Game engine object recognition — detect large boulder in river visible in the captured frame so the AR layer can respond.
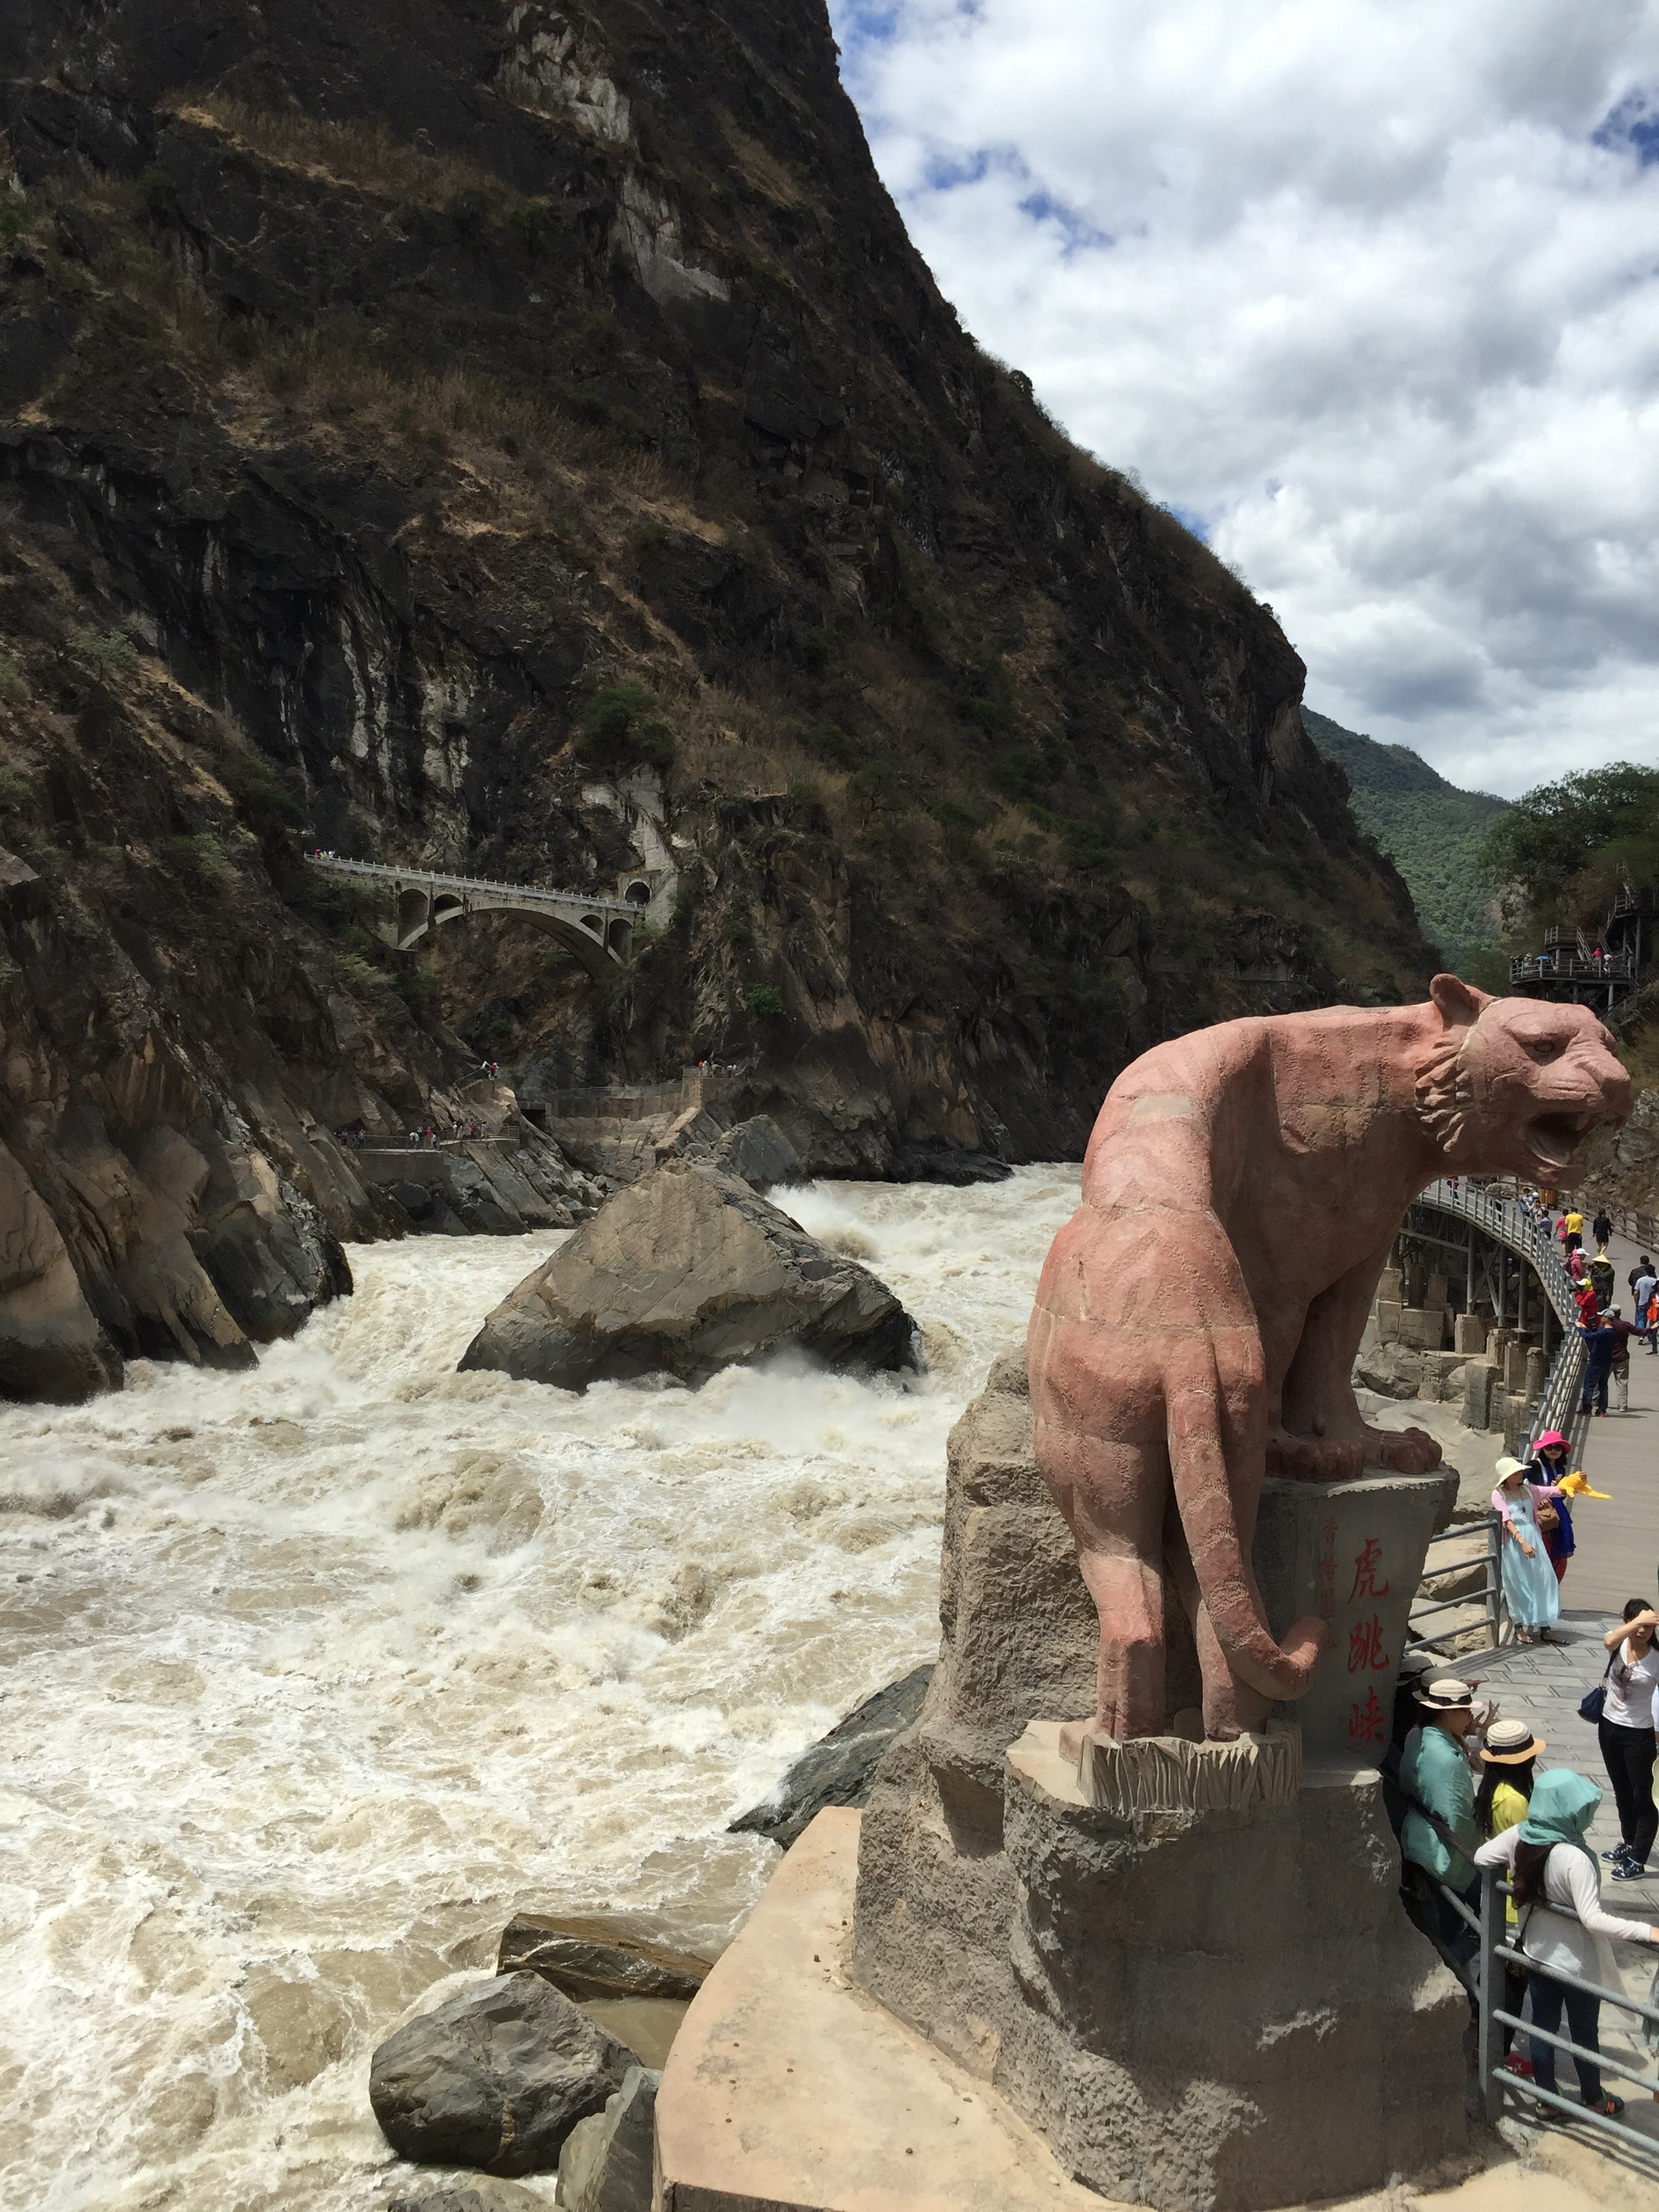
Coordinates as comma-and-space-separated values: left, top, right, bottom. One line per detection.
369, 1971, 634, 2177
457, 1159, 917, 1390
709, 1113, 803, 1191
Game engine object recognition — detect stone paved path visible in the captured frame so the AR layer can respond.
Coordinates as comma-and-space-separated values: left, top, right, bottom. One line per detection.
1466, 1213, 1659, 2144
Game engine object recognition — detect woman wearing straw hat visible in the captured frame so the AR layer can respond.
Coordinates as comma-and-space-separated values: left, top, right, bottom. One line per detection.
1400, 1677, 1484, 1962
1475, 1768, 1659, 2117
1476, 1719, 1545, 2073
1493, 1456, 1565, 1643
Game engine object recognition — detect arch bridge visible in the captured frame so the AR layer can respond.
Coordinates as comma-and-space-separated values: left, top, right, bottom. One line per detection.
305, 855, 646, 979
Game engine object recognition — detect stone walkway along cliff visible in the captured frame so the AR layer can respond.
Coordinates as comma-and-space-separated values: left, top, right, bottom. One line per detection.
1468, 1214, 1659, 2148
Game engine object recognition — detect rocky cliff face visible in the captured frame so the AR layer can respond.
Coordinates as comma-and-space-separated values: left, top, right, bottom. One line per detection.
0, 0, 1433, 1395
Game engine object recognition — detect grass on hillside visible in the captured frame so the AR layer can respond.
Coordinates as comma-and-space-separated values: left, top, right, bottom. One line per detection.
1305, 708, 1507, 967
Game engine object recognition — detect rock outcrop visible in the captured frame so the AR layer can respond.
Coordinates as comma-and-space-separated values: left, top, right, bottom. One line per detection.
729, 1664, 934, 1851
369, 1973, 635, 2179
0, 0, 1438, 1277
0, 1029, 352, 1401
707, 1113, 803, 1193
495, 1916, 708, 2003
457, 1158, 916, 1389
555, 2066, 659, 2212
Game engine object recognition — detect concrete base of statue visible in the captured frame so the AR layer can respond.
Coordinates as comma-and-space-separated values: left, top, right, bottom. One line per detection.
846, 1351, 1472, 2211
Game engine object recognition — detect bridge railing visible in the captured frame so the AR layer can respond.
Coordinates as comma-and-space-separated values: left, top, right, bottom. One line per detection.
1409, 1179, 1586, 1455
305, 853, 638, 916
1415, 1179, 1578, 1328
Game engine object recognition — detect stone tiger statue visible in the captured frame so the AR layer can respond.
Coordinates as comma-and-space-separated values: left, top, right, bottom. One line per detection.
1027, 977, 1629, 1742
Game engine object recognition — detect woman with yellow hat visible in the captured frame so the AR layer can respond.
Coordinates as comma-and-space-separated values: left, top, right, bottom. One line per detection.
1476, 1719, 1544, 2074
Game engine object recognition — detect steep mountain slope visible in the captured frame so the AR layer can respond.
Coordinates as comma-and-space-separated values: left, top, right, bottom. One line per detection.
1305, 708, 1507, 966
0, 0, 1435, 1398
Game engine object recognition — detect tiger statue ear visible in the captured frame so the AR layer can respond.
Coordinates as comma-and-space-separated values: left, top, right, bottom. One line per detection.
1428, 974, 1494, 1031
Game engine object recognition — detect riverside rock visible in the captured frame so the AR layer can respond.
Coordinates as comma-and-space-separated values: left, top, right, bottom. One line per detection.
555, 2066, 659, 2212
495, 1915, 708, 2002
368, 1971, 634, 2178
729, 1664, 934, 1849
708, 1114, 803, 1192
457, 1159, 916, 1391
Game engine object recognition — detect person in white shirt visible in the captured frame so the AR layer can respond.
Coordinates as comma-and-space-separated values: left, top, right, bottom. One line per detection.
1475, 1767, 1659, 2117
1599, 1600, 1659, 1877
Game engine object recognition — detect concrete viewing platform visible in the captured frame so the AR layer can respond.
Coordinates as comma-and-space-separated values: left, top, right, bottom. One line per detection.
654, 1807, 1110, 2211
653, 1809, 1640, 2212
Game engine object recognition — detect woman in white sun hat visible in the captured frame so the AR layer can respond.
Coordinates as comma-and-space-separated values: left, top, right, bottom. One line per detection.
1492, 1456, 1564, 1644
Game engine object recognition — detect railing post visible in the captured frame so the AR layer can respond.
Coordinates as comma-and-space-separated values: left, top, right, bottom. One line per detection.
1478, 1871, 1503, 2123
1487, 1511, 1501, 1645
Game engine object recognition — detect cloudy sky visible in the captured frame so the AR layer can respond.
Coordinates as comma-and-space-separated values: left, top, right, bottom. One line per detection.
830, 1, 1659, 797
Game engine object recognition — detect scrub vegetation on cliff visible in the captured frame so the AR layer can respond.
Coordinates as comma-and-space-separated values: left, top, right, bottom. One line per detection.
1303, 710, 1507, 968
0, 0, 1437, 1394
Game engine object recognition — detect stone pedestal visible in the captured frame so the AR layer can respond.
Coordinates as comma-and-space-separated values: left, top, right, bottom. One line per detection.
981, 1732, 1469, 2210
851, 1351, 1469, 2211
1254, 1468, 1453, 1766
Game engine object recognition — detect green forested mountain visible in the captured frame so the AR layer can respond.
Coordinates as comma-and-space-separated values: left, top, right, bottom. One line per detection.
1305, 710, 1508, 965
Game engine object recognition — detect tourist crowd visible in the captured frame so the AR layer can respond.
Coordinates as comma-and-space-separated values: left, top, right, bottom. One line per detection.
1386, 1185, 1659, 2115
1390, 1653, 1659, 2117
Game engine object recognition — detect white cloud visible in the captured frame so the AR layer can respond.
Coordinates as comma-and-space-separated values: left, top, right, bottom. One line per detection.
830, 0, 1659, 795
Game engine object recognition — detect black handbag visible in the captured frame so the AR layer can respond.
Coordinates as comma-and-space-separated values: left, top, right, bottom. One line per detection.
1579, 1650, 1614, 1724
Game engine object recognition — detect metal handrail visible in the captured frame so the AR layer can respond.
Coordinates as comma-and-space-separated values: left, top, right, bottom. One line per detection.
1406, 1512, 1502, 1654
1410, 1181, 1588, 1453
1417, 1180, 1579, 1330
1477, 1870, 1659, 2163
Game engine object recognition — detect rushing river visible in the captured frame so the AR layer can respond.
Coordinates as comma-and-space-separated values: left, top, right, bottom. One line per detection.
0, 1166, 1080, 2212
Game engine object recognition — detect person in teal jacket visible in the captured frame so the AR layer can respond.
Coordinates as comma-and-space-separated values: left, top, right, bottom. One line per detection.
1399, 1676, 1483, 1961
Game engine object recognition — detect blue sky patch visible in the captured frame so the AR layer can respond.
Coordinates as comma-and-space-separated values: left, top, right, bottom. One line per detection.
1018, 189, 1113, 254
1162, 502, 1211, 543
924, 146, 997, 192
1593, 90, 1659, 167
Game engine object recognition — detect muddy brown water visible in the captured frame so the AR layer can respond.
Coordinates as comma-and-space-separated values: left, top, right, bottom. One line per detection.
1, 1167, 1080, 2211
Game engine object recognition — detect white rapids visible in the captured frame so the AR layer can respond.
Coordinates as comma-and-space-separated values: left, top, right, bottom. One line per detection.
0, 1166, 1080, 2212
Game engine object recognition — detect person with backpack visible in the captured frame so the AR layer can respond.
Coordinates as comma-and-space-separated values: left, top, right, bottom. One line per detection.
1475, 1769, 1659, 2117
1603, 1305, 1640, 1414
1599, 1601, 1659, 1880
1593, 1207, 1614, 1248
1476, 1719, 1546, 2072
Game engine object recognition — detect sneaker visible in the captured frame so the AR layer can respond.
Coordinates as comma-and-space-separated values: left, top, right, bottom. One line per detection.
1602, 1846, 1633, 1864
1504, 2053, 1535, 2077
1582, 2093, 1626, 2116
1612, 1859, 1649, 1880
